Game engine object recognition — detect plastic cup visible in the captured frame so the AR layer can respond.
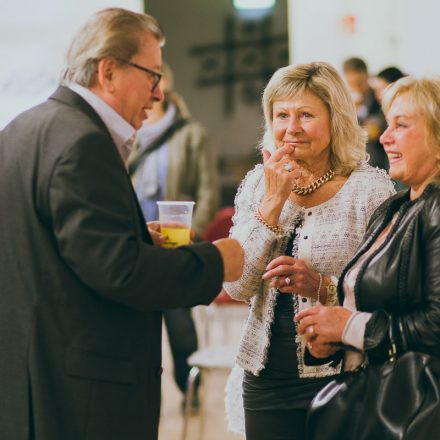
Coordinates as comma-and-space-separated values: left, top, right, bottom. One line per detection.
157, 201, 195, 248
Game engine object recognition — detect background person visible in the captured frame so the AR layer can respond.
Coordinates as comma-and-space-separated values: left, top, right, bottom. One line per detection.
128, 62, 219, 409
372, 65, 408, 191
373, 65, 406, 104
343, 56, 388, 171
129, 62, 219, 238
0, 8, 243, 440
223, 62, 394, 440
296, 77, 440, 439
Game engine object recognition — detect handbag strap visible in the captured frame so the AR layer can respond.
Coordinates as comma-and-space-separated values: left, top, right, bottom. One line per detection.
128, 117, 188, 177
396, 315, 409, 352
388, 314, 398, 362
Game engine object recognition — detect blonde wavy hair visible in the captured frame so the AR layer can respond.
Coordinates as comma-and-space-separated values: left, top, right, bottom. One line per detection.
261, 61, 366, 176
61, 8, 164, 87
381, 75, 440, 186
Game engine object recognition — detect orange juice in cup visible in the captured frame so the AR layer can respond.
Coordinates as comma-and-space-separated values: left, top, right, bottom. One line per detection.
157, 201, 195, 248
160, 226, 191, 248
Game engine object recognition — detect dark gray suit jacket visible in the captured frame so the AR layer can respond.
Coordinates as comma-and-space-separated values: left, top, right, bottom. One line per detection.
0, 87, 223, 440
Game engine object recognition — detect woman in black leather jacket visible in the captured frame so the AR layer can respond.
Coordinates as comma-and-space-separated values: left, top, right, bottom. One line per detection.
296, 75, 440, 369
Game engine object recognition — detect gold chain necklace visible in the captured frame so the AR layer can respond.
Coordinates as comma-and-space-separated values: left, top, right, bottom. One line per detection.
292, 169, 335, 195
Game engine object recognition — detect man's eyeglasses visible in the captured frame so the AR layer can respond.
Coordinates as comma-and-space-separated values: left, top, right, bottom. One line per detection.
117, 58, 162, 91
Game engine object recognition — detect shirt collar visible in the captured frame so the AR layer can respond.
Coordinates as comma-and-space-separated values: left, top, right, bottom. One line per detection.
68, 83, 136, 164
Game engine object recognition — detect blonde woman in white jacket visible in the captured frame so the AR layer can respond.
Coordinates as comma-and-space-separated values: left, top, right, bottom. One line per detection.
224, 62, 395, 440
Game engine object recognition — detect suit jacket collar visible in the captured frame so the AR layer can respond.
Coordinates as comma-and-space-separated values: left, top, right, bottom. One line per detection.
49, 86, 111, 136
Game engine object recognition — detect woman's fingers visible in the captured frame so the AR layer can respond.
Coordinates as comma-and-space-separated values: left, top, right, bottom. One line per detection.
265, 256, 296, 271
267, 145, 295, 164
263, 263, 295, 281
264, 258, 321, 298
297, 315, 318, 335
262, 149, 271, 163
308, 341, 338, 358
295, 304, 322, 321
271, 275, 295, 290
296, 306, 352, 343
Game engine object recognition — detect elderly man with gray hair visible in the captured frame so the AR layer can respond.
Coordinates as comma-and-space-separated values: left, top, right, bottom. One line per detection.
0, 8, 243, 440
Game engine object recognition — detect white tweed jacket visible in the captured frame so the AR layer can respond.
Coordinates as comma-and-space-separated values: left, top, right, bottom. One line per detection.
224, 161, 395, 375
223, 162, 394, 435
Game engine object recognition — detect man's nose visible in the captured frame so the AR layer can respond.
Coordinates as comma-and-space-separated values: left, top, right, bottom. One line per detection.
152, 83, 164, 102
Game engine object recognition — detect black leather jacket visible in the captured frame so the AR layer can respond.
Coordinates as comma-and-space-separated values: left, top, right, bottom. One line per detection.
338, 183, 440, 362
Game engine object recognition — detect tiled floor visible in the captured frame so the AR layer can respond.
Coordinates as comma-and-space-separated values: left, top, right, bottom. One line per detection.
158, 304, 247, 440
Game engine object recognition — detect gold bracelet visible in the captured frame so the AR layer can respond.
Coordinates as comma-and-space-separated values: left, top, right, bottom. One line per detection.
316, 272, 323, 303
254, 210, 283, 235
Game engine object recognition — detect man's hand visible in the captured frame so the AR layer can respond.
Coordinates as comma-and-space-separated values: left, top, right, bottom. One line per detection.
213, 238, 244, 281
146, 221, 196, 247
146, 221, 165, 247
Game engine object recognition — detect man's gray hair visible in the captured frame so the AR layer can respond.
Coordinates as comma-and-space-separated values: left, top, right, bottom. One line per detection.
60, 8, 165, 87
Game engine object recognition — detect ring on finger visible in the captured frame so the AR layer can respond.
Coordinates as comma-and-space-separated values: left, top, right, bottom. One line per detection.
306, 325, 315, 335
285, 277, 291, 286
283, 163, 293, 172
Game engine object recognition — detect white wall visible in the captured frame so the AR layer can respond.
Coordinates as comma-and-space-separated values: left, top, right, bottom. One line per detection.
288, 0, 440, 76
0, 0, 142, 129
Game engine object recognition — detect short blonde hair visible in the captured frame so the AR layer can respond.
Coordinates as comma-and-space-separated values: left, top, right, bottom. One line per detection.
61, 8, 164, 87
261, 62, 366, 176
382, 76, 440, 185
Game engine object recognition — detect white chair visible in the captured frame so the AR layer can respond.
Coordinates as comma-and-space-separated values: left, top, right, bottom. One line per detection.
180, 300, 247, 440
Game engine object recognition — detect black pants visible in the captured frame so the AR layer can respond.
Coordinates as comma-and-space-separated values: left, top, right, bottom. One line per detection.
244, 407, 307, 440
163, 308, 198, 393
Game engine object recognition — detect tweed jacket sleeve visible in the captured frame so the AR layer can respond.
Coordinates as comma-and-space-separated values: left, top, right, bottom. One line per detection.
223, 165, 287, 301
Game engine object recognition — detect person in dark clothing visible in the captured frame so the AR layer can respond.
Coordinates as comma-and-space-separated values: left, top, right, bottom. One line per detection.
0, 8, 243, 440
373, 65, 408, 190
343, 57, 389, 171
374, 65, 406, 104
297, 75, 440, 439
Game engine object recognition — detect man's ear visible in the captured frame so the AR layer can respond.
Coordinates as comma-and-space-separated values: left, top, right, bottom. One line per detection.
95, 58, 117, 93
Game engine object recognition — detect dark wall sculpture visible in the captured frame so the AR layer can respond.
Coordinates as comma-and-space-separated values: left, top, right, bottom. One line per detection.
190, 15, 288, 114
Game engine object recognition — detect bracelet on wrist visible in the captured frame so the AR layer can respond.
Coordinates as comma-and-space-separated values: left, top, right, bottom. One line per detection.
254, 210, 283, 235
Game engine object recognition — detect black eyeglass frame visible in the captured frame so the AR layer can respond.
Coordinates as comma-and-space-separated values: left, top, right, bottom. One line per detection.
117, 58, 162, 91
